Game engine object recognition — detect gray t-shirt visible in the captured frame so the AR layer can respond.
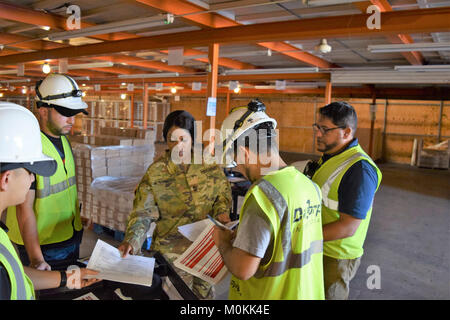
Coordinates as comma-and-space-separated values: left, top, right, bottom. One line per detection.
232, 194, 273, 263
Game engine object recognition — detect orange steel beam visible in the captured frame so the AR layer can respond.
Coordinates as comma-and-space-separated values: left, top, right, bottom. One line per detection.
0, 32, 199, 74
4, 86, 450, 100
1, 7, 447, 66
325, 82, 332, 105
135, 0, 238, 29
130, 93, 135, 128
0, 2, 136, 41
207, 43, 219, 142
135, 0, 336, 68
92, 55, 197, 74
258, 42, 338, 68
143, 83, 148, 129
354, 1, 424, 65
0, 2, 258, 71
163, 48, 258, 70
0, 32, 65, 51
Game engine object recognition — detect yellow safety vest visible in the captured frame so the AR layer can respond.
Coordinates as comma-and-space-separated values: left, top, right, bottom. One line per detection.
0, 227, 35, 300
6, 133, 82, 245
312, 144, 382, 259
229, 166, 325, 300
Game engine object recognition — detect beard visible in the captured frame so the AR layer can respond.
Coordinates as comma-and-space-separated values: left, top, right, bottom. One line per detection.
47, 113, 70, 136
316, 139, 339, 154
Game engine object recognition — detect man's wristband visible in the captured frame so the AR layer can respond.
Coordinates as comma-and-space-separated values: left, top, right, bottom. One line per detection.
59, 271, 67, 288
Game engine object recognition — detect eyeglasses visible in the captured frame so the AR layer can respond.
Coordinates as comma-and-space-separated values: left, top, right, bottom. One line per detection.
312, 123, 346, 135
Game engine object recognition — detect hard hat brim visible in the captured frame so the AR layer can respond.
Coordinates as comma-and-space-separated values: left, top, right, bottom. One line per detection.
52, 104, 89, 117
0, 157, 57, 177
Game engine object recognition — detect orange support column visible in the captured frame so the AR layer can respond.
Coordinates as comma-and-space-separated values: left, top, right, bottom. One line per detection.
226, 91, 230, 115
143, 83, 148, 129
325, 81, 332, 105
206, 43, 219, 145
368, 90, 377, 157
130, 92, 134, 128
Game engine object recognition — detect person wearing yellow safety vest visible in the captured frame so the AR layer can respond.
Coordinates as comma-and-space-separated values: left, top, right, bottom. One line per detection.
213, 99, 325, 300
305, 101, 382, 300
0, 103, 99, 300
6, 74, 88, 271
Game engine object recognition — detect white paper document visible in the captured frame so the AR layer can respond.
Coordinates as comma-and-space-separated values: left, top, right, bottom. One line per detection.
87, 239, 155, 287
174, 220, 229, 285
178, 218, 239, 241
178, 219, 211, 242
74, 292, 99, 300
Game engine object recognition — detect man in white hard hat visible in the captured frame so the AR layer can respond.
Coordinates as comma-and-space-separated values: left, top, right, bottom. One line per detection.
213, 99, 325, 300
0, 102, 99, 300
6, 74, 88, 271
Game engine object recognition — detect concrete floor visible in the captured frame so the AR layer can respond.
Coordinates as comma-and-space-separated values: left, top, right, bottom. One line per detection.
80, 160, 450, 300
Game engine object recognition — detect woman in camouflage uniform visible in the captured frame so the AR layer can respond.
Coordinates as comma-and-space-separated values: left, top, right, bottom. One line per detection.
118, 110, 232, 299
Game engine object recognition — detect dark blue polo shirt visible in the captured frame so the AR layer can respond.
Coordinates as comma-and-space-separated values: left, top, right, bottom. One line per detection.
320, 138, 379, 220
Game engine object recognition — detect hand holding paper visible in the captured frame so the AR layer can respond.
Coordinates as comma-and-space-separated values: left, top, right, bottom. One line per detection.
87, 239, 155, 287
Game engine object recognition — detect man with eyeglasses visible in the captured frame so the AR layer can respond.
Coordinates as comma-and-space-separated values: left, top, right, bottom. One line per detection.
5, 74, 88, 271
308, 101, 382, 300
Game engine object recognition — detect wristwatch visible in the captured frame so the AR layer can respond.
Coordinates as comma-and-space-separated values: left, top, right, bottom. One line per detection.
59, 271, 67, 288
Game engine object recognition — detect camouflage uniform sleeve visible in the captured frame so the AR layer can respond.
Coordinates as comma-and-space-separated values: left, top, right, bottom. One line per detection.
124, 172, 160, 254
211, 166, 232, 218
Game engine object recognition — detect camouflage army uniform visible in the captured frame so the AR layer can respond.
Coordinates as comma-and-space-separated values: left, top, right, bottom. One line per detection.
124, 150, 232, 299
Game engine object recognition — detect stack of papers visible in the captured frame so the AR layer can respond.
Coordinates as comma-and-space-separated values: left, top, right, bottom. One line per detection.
175, 220, 232, 285
87, 239, 155, 287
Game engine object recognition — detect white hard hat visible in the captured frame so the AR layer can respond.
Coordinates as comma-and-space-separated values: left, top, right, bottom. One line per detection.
0, 102, 56, 176
35, 73, 88, 116
220, 99, 277, 167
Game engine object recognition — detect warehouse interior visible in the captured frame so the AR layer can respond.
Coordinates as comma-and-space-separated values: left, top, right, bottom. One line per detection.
0, 0, 449, 300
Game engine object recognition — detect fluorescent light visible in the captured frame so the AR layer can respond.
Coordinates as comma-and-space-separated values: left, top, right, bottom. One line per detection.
0, 79, 31, 84
255, 83, 319, 89
118, 72, 180, 79
72, 76, 91, 81
332, 71, 450, 84
67, 62, 114, 69
368, 42, 450, 53
394, 65, 450, 72
0, 69, 17, 75
48, 16, 165, 41
222, 67, 319, 75
304, 0, 362, 6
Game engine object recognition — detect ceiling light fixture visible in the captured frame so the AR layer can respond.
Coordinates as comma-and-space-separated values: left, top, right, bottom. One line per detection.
118, 72, 180, 79
303, 0, 361, 6
315, 39, 332, 54
394, 65, 450, 72
368, 42, 450, 53
222, 67, 319, 76
331, 70, 450, 84
170, 87, 177, 94
42, 63, 51, 74
0, 79, 31, 84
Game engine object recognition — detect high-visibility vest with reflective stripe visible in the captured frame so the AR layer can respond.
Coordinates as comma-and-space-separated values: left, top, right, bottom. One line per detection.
6, 133, 82, 245
0, 228, 35, 300
229, 166, 325, 300
312, 144, 382, 259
